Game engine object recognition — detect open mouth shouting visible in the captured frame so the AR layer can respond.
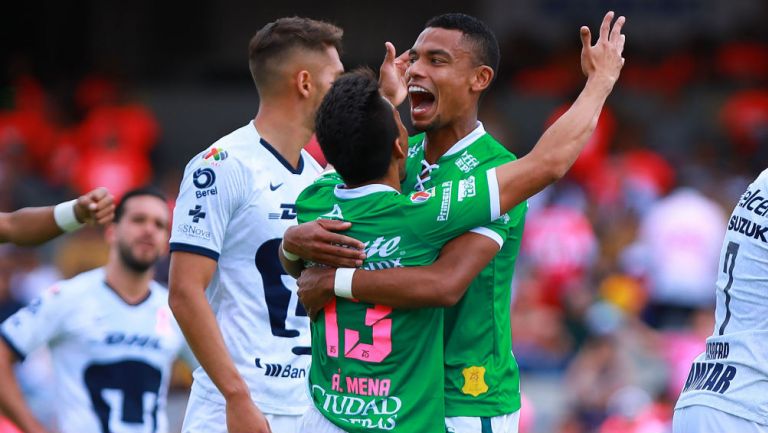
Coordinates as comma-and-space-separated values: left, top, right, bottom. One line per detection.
408, 84, 436, 121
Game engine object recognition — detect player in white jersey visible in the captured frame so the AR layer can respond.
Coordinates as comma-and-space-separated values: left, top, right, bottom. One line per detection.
0, 187, 195, 433
167, 17, 359, 433
0, 187, 114, 246
673, 168, 768, 433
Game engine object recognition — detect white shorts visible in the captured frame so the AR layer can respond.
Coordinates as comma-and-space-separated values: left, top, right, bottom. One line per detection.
182, 383, 304, 433
673, 405, 768, 433
298, 405, 346, 433
445, 411, 520, 433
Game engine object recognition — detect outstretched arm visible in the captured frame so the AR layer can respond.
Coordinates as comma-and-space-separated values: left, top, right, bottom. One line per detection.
0, 187, 114, 246
298, 231, 500, 318
496, 12, 626, 212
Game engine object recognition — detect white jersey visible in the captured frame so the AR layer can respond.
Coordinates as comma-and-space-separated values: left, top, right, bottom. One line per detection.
169, 121, 322, 414
675, 169, 768, 425
0, 268, 191, 433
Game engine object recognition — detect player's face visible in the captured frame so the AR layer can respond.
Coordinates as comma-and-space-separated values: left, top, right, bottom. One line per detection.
111, 195, 170, 273
406, 28, 479, 132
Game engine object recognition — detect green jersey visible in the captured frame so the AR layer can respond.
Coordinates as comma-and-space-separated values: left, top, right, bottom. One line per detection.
296, 169, 504, 433
403, 125, 527, 417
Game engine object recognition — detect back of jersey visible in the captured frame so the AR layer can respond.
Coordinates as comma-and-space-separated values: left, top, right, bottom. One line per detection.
676, 168, 768, 424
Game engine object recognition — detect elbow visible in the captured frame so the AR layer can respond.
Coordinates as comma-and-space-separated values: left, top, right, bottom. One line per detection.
167, 285, 189, 316
433, 279, 465, 307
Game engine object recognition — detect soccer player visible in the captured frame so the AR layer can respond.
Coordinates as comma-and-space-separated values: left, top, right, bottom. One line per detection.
0, 187, 114, 246
287, 33, 623, 430
0, 187, 195, 433
673, 168, 768, 433
166, 17, 356, 433
284, 11, 625, 433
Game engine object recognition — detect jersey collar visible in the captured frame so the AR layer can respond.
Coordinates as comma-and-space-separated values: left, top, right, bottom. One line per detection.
250, 124, 305, 174
334, 183, 398, 200
423, 121, 486, 161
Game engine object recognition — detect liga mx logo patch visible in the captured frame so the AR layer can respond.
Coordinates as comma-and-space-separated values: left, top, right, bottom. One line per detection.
201, 147, 229, 166
461, 366, 489, 397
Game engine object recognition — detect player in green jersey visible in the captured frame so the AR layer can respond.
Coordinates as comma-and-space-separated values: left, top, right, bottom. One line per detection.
284, 11, 626, 433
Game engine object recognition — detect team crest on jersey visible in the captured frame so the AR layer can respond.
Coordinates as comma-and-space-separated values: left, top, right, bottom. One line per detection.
321, 204, 344, 220
461, 366, 489, 397
410, 188, 434, 203
455, 150, 479, 173
201, 147, 229, 166
408, 141, 423, 158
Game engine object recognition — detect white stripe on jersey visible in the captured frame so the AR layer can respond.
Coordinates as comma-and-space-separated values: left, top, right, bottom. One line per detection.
676, 169, 768, 425
0, 268, 188, 433
169, 122, 323, 415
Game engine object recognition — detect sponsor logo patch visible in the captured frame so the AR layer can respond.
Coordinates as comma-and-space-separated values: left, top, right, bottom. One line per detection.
461, 366, 489, 397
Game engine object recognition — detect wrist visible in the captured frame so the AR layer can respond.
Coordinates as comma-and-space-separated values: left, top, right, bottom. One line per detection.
54, 200, 85, 232
333, 268, 356, 299
222, 382, 251, 401
281, 242, 300, 262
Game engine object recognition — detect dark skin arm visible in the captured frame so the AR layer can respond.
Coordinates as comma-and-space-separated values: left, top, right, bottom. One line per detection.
298, 232, 499, 319
281, 220, 365, 274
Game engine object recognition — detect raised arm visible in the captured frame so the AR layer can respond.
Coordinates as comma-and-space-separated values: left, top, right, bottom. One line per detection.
0, 187, 114, 246
168, 252, 270, 433
496, 12, 625, 213
298, 231, 500, 318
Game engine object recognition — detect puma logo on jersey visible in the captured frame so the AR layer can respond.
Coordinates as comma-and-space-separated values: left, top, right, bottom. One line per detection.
254, 358, 307, 378
105, 332, 161, 349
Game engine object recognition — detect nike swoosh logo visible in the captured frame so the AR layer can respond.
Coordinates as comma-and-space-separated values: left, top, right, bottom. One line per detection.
270, 182, 284, 191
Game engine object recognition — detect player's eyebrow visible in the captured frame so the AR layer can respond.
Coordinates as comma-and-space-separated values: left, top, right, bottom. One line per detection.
409, 48, 453, 59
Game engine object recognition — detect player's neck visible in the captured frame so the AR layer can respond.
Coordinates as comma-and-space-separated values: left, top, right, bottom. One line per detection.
346, 165, 402, 192
253, 104, 313, 169
105, 259, 153, 304
423, 115, 479, 164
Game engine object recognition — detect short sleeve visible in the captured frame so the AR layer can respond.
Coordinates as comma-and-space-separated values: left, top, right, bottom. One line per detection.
470, 198, 528, 249
169, 151, 249, 260
406, 168, 501, 246
0, 284, 70, 360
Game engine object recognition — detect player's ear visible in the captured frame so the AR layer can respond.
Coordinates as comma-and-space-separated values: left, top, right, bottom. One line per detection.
392, 137, 406, 160
470, 65, 494, 93
296, 70, 312, 98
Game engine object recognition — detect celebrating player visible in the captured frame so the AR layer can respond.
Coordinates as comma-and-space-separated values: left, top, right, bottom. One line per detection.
0, 187, 114, 246
673, 168, 768, 433
166, 17, 354, 433
285, 11, 625, 432
0, 187, 195, 433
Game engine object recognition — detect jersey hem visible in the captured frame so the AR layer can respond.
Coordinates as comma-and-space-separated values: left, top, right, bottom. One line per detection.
676, 397, 768, 426
0, 329, 27, 361
170, 242, 220, 261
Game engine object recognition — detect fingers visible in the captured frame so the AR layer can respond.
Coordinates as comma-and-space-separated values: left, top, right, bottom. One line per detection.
315, 254, 363, 268
580, 26, 592, 49
383, 41, 396, 65
610, 15, 626, 42
94, 204, 115, 225
317, 219, 365, 250
599, 11, 614, 41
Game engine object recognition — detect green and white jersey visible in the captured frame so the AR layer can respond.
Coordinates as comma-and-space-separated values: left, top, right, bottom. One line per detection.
403, 123, 527, 417
296, 168, 503, 433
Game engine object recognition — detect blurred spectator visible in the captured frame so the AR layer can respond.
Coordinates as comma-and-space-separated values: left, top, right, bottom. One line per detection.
626, 187, 726, 328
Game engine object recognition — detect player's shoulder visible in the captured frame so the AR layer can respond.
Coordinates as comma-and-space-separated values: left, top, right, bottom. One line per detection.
44, 267, 107, 304
297, 171, 342, 203
754, 168, 768, 187
471, 132, 517, 163
184, 123, 255, 171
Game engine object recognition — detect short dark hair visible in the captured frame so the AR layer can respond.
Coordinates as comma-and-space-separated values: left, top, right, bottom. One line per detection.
315, 68, 397, 186
114, 186, 167, 223
425, 13, 500, 77
248, 17, 343, 92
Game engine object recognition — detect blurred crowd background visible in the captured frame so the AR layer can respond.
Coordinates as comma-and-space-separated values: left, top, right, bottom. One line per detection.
1, 1, 767, 432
